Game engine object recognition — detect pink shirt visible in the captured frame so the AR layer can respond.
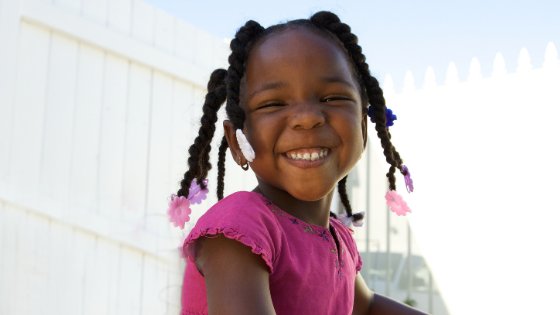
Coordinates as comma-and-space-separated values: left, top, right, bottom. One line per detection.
181, 191, 362, 315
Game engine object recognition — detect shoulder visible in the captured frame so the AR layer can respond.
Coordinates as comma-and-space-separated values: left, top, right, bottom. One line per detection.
196, 191, 277, 228
183, 191, 281, 272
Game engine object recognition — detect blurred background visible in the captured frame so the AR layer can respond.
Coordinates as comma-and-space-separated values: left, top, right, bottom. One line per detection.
0, 0, 559, 314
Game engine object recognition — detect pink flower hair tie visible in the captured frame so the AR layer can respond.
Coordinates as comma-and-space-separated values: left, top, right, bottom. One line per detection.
385, 190, 411, 216
168, 179, 209, 229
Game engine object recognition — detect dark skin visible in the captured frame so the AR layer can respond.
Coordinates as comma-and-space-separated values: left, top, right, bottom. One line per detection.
197, 28, 428, 315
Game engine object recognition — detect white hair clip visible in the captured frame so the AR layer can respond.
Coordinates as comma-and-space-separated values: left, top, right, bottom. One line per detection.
235, 129, 255, 162
336, 211, 365, 228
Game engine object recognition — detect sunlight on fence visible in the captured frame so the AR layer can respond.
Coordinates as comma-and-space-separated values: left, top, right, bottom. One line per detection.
379, 42, 560, 315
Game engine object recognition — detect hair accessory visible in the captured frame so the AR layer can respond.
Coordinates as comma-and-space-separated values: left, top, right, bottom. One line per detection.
236, 129, 255, 162
385, 190, 411, 216
367, 106, 397, 127
168, 179, 209, 229
401, 165, 414, 193
188, 179, 209, 204
336, 211, 365, 228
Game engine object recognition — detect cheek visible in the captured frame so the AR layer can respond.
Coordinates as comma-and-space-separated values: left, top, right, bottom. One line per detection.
245, 115, 279, 153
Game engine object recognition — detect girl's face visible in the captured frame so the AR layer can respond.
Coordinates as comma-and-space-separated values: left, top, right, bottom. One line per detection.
233, 27, 366, 202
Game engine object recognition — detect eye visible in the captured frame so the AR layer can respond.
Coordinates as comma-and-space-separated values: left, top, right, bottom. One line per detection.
257, 101, 285, 110
321, 95, 353, 103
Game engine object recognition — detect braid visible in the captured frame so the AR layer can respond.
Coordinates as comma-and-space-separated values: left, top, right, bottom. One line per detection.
338, 176, 365, 222
310, 11, 404, 193
176, 21, 264, 199
216, 136, 228, 200
175, 12, 407, 214
225, 21, 265, 128
177, 68, 227, 197
337, 176, 352, 216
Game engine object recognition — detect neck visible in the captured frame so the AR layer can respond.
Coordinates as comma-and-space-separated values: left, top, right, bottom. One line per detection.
253, 183, 334, 228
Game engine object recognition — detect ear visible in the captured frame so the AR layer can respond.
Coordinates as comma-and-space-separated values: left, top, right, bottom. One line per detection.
223, 120, 245, 166
361, 112, 368, 149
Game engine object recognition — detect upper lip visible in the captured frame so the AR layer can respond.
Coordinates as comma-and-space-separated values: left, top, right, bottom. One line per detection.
276, 131, 340, 154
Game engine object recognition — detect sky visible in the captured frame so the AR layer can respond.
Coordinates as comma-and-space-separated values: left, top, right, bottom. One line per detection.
146, 0, 560, 88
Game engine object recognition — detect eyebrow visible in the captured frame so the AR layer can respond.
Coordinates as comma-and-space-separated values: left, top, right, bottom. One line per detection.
248, 81, 287, 100
320, 75, 356, 88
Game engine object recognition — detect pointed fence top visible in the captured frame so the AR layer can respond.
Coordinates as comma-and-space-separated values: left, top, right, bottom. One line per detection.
468, 57, 482, 81
423, 66, 437, 89
543, 42, 559, 68
492, 52, 507, 76
403, 71, 416, 93
445, 62, 460, 85
516, 47, 532, 73
382, 74, 395, 96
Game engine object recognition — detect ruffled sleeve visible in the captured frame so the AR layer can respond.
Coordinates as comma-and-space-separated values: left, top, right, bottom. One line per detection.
183, 191, 281, 273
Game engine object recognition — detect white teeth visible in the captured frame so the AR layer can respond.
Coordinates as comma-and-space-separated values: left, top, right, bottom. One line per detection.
287, 149, 328, 161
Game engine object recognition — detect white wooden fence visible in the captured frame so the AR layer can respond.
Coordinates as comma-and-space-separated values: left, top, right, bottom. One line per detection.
2, 0, 559, 313
350, 43, 560, 315
0, 0, 244, 314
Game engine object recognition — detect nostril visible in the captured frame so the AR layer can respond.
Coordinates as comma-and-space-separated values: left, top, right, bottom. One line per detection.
290, 105, 326, 130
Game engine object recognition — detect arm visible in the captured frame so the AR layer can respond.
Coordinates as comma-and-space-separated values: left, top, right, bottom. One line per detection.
353, 273, 428, 315
196, 235, 276, 315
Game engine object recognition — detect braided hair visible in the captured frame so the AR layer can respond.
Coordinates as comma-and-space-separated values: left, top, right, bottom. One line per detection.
176, 11, 406, 222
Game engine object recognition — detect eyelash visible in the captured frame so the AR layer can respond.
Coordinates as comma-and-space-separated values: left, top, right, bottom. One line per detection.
258, 102, 284, 109
256, 96, 352, 109
322, 96, 351, 103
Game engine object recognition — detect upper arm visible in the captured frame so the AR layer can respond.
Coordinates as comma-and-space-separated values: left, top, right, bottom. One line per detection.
196, 235, 276, 315
353, 273, 428, 315
353, 272, 374, 315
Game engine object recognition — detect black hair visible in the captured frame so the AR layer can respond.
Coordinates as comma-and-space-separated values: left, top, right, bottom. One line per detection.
176, 11, 406, 222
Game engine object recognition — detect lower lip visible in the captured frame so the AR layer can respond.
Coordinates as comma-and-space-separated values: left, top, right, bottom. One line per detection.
282, 153, 329, 169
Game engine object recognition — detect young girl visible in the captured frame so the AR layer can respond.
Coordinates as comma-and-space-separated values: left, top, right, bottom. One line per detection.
168, 11, 424, 315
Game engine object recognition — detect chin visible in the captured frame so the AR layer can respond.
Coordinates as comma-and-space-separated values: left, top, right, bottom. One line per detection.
287, 186, 333, 202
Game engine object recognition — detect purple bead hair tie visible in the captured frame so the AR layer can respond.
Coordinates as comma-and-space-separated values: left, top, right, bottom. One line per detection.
401, 165, 414, 193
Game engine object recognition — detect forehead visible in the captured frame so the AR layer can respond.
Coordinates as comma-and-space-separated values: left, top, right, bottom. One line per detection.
244, 27, 357, 87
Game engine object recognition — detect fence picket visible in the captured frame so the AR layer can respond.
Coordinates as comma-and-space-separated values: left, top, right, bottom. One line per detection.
69, 43, 104, 215
543, 41, 559, 68
39, 32, 78, 216
122, 63, 152, 222
467, 57, 482, 81
492, 52, 507, 76
155, 8, 175, 53
82, 0, 108, 25
0, 0, 20, 184
107, 0, 132, 35
116, 248, 144, 314
98, 54, 128, 220
146, 73, 175, 236
444, 62, 460, 85
132, 0, 155, 45
516, 47, 532, 73
423, 66, 437, 89
10, 23, 50, 202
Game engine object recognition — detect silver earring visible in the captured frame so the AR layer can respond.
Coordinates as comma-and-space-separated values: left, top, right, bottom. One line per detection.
236, 155, 249, 171
235, 129, 255, 162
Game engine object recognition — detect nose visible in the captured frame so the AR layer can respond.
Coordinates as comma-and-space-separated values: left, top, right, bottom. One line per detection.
289, 102, 326, 130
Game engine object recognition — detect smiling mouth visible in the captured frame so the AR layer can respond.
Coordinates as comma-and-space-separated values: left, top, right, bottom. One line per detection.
284, 148, 329, 161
